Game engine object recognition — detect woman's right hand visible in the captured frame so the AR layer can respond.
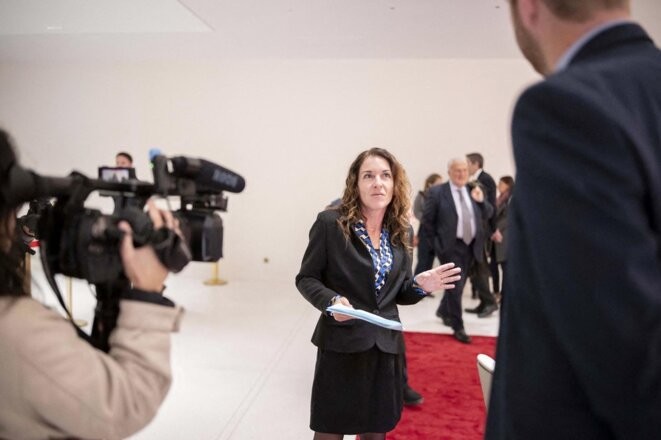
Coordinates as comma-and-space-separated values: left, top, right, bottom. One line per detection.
331, 296, 355, 322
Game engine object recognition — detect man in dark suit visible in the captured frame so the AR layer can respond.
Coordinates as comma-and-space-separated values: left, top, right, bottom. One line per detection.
487, 0, 661, 438
465, 152, 499, 318
421, 158, 493, 343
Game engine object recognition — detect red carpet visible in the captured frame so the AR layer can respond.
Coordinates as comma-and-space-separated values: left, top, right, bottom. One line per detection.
389, 332, 497, 440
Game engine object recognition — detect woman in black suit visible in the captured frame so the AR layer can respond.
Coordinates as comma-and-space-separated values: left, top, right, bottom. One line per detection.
296, 148, 461, 440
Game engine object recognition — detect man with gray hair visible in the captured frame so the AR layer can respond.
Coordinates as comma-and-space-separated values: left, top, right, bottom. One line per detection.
488, 0, 661, 437
421, 158, 493, 343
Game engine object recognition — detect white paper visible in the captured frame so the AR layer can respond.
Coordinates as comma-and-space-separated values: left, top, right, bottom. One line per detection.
326, 304, 403, 331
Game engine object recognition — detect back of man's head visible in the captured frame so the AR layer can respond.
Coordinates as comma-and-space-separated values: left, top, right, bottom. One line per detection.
466, 153, 484, 169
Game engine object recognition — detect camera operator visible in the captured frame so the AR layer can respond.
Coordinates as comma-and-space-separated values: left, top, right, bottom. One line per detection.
115, 151, 133, 168
0, 129, 184, 439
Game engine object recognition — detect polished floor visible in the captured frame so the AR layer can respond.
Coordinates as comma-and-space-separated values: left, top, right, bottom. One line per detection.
29, 255, 499, 440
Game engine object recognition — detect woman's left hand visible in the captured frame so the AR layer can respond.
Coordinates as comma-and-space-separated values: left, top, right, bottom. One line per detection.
414, 263, 462, 293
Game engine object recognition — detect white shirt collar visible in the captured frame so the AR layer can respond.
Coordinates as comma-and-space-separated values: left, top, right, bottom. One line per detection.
449, 182, 465, 193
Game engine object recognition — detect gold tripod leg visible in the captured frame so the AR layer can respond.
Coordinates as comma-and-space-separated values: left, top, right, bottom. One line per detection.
204, 261, 228, 286
66, 277, 88, 328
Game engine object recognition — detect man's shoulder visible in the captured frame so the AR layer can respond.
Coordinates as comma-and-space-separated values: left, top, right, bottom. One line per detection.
478, 171, 496, 185
526, 30, 661, 104
516, 48, 661, 122
429, 182, 449, 196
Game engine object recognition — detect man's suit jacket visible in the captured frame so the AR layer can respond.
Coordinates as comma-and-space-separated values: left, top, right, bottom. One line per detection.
476, 170, 497, 232
296, 209, 424, 354
486, 23, 661, 439
421, 182, 493, 263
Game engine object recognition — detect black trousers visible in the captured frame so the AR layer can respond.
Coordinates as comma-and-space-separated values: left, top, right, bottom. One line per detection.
489, 246, 501, 293
437, 239, 473, 331
499, 261, 508, 300
470, 254, 497, 307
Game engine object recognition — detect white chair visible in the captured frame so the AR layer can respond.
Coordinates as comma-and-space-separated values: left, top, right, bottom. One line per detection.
476, 353, 496, 408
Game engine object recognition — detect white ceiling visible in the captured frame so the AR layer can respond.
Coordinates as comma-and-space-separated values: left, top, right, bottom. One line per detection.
0, 0, 660, 62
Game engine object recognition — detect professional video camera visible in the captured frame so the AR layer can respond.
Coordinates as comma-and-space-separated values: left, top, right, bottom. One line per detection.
7, 153, 245, 350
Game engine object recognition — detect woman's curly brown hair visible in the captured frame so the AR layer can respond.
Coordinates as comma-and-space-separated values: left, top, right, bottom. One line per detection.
336, 148, 412, 250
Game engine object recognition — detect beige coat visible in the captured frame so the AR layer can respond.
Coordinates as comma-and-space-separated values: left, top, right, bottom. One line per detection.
0, 296, 183, 440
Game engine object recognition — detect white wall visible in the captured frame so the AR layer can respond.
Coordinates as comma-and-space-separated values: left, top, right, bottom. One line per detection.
0, 59, 538, 282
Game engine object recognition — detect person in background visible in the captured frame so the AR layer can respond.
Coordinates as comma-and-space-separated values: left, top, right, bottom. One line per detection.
413, 173, 443, 277
487, 0, 661, 437
111, 150, 145, 212
0, 129, 184, 439
115, 151, 133, 168
297, 148, 461, 440
464, 152, 499, 318
490, 176, 514, 303
413, 173, 443, 222
421, 157, 493, 344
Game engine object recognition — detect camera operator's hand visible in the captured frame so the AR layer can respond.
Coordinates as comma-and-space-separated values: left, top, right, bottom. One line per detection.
118, 201, 174, 292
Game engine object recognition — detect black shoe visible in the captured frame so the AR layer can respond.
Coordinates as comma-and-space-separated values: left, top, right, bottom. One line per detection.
453, 329, 472, 344
403, 384, 424, 406
435, 310, 452, 327
464, 304, 485, 314
477, 303, 499, 318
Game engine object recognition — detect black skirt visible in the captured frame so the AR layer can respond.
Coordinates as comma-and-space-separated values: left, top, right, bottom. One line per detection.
310, 346, 404, 434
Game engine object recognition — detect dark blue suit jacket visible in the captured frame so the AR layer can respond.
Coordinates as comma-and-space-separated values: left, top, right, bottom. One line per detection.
477, 170, 497, 232
296, 209, 424, 354
487, 23, 661, 439
421, 182, 493, 263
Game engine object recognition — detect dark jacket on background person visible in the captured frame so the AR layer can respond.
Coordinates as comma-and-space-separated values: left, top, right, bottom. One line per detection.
421, 182, 493, 264
475, 170, 497, 233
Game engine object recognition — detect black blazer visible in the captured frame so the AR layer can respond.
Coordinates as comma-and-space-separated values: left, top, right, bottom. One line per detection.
421, 182, 493, 263
487, 23, 661, 439
295, 209, 424, 354
477, 170, 497, 232
477, 170, 497, 210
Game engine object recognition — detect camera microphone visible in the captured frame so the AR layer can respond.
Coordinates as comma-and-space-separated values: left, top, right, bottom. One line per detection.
169, 156, 245, 194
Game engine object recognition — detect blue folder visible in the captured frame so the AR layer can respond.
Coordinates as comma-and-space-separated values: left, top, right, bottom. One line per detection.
325, 304, 403, 331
